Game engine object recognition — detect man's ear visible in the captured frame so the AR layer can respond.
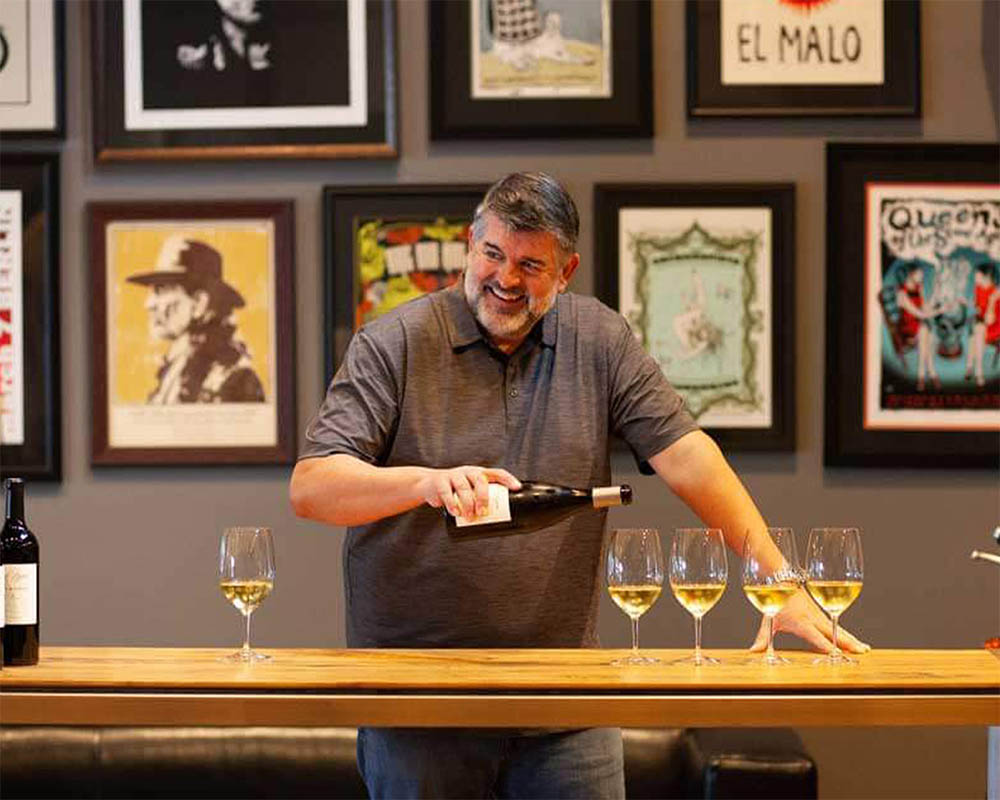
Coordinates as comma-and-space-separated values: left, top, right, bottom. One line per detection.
558, 252, 580, 292
191, 289, 211, 318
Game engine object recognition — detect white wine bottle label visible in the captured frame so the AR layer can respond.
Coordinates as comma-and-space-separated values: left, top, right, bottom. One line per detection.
5, 563, 37, 625
0, 564, 4, 626
454, 484, 512, 527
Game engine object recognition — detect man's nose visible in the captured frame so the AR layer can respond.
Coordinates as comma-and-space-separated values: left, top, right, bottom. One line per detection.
495, 260, 522, 288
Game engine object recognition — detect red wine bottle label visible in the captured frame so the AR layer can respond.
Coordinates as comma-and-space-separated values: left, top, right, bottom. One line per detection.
5, 563, 37, 625
453, 484, 512, 527
0, 564, 4, 626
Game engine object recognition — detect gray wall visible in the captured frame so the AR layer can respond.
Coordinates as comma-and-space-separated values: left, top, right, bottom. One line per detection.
14, 1, 1000, 798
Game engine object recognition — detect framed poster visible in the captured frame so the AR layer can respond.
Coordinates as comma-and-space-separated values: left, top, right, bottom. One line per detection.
91, 0, 396, 161
0, 0, 65, 137
429, 0, 651, 139
825, 142, 1000, 468
89, 201, 296, 465
0, 152, 60, 481
323, 184, 488, 384
687, 0, 920, 117
595, 184, 795, 451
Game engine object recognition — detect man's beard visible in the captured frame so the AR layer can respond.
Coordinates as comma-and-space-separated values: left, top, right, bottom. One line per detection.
463, 269, 558, 345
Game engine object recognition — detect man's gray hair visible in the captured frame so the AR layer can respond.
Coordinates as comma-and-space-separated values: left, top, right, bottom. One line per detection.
471, 172, 579, 254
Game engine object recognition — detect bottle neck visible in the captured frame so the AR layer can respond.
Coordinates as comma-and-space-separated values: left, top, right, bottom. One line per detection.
592, 486, 626, 509
5, 481, 25, 525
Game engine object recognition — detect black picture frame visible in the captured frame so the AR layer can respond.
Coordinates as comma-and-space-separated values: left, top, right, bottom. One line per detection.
89, 200, 297, 466
429, 0, 651, 139
0, 152, 61, 481
595, 183, 795, 451
824, 142, 1000, 469
323, 184, 489, 386
91, 0, 397, 161
686, 0, 920, 117
0, 0, 65, 138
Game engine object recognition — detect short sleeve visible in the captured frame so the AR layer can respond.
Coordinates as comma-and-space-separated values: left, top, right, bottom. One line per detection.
300, 329, 401, 463
608, 316, 699, 465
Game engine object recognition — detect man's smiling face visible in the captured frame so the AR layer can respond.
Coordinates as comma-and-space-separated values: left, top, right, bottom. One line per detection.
463, 212, 578, 353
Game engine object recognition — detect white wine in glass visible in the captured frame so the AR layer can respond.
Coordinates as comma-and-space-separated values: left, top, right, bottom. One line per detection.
606, 528, 664, 665
219, 526, 275, 662
805, 527, 863, 665
742, 527, 801, 666
670, 528, 727, 665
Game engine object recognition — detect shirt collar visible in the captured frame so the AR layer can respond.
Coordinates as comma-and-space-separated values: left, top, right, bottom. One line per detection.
443, 283, 559, 351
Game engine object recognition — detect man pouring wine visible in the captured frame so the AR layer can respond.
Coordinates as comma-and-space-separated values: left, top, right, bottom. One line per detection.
290, 172, 868, 799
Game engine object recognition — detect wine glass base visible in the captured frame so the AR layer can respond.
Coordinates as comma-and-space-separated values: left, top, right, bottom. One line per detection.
761, 653, 793, 665
674, 653, 721, 666
610, 654, 661, 666
811, 652, 856, 665
220, 650, 271, 663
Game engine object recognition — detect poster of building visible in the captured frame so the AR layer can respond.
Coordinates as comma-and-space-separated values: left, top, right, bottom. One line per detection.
471, 0, 610, 98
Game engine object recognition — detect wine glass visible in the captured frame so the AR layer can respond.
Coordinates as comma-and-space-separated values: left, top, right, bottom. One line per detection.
742, 528, 801, 665
219, 526, 275, 662
605, 528, 665, 665
670, 528, 728, 665
805, 527, 863, 665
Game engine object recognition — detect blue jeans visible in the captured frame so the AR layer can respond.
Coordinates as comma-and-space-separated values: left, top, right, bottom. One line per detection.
357, 727, 625, 799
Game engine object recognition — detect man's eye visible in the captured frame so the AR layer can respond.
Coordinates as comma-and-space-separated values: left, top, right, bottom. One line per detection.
486, 250, 503, 261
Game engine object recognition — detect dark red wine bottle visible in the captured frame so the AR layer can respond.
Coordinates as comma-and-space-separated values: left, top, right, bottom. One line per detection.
445, 481, 633, 540
3, 478, 39, 666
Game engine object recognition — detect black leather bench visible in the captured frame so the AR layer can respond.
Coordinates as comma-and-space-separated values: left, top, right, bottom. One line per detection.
0, 725, 816, 798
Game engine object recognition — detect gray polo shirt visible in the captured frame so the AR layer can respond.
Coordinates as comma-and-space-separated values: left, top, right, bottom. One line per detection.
301, 284, 697, 648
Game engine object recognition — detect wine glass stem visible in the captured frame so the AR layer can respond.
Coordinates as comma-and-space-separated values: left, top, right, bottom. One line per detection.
831, 612, 841, 657
631, 617, 640, 655
694, 615, 703, 664
242, 610, 253, 658
766, 614, 776, 661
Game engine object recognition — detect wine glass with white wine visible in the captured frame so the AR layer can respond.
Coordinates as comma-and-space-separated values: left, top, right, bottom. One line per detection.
670, 528, 728, 665
805, 527, 863, 665
742, 527, 801, 665
219, 526, 275, 662
606, 528, 665, 665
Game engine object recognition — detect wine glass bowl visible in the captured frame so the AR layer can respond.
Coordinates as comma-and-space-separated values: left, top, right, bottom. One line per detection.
742, 527, 801, 665
219, 526, 275, 663
805, 527, 863, 665
670, 527, 728, 665
606, 528, 665, 665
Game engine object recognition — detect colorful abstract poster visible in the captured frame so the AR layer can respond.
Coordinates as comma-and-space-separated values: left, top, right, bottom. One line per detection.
720, 0, 884, 86
354, 216, 469, 328
618, 207, 773, 429
0, 191, 24, 446
471, 0, 610, 98
105, 220, 278, 448
864, 183, 1000, 431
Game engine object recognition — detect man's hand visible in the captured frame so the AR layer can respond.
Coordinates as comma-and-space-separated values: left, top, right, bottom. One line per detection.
750, 590, 870, 654
416, 466, 521, 519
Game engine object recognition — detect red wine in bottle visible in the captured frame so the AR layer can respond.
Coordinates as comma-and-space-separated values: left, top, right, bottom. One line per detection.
445, 481, 633, 540
3, 478, 39, 666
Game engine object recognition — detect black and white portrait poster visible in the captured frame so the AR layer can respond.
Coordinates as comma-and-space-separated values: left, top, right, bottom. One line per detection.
124, 0, 364, 131
720, 0, 884, 86
864, 183, 1000, 432
0, 190, 24, 446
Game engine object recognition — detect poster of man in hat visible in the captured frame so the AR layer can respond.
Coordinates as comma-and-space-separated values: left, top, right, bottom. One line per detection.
105, 220, 277, 450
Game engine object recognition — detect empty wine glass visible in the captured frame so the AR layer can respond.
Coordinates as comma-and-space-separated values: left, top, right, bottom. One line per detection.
606, 528, 665, 665
742, 527, 801, 665
670, 528, 728, 665
219, 526, 275, 662
805, 527, 864, 665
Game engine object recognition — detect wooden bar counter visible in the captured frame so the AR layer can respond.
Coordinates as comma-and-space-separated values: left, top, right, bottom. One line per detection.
1, 647, 997, 729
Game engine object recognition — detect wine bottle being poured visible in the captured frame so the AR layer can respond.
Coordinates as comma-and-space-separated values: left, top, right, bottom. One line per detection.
445, 481, 633, 540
